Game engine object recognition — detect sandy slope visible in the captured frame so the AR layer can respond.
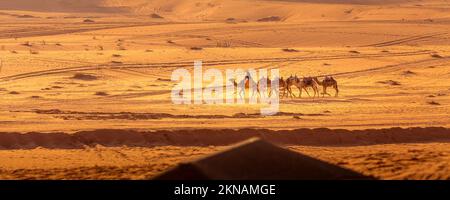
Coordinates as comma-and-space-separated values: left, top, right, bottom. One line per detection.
1, 0, 450, 21
1, 128, 450, 180
0, 20, 448, 132
0, 0, 450, 179
1, 141, 450, 180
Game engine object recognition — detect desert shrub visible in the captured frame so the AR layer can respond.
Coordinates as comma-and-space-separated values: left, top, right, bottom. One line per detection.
431, 53, 443, 58
17, 14, 36, 18
95, 91, 109, 96
428, 101, 440, 105
403, 70, 416, 75
150, 13, 164, 19
344, 9, 353, 14
282, 48, 299, 52
257, 16, 281, 22
190, 47, 203, 50
376, 80, 401, 86
72, 73, 98, 81
22, 41, 32, 47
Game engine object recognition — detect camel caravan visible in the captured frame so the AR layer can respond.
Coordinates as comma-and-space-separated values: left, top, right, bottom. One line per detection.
229, 73, 339, 99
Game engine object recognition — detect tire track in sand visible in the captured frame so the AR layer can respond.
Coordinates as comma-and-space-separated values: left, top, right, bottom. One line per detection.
362, 32, 448, 47
0, 50, 435, 82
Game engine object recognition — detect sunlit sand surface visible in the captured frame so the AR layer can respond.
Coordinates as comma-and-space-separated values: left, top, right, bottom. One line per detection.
1, 142, 450, 180
0, 0, 449, 179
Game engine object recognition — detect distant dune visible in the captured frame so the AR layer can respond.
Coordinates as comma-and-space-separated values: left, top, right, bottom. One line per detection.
271, 0, 410, 4
0, 0, 119, 12
1, 0, 449, 21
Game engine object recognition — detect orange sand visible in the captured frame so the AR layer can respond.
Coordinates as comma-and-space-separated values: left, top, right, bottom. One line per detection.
0, 0, 449, 180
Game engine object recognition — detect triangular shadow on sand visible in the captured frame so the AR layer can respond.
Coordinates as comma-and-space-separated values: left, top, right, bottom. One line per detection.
153, 138, 374, 180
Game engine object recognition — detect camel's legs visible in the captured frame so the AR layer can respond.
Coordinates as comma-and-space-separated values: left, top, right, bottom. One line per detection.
320, 85, 325, 97
282, 86, 289, 98
260, 89, 266, 99
239, 89, 245, 100
279, 86, 287, 98
287, 86, 295, 99
323, 86, 331, 97
334, 84, 339, 97
251, 88, 261, 100
303, 87, 311, 97
273, 87, 279, 98
297, 87, 302, 98
312, 86, 317, 98
290, 87, 296, 98
317, 86, 321, 96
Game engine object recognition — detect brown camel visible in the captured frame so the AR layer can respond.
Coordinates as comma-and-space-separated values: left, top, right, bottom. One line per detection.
256, 76, 292, 98
292, 76, 319, 98
313, 76, 339, 97
279, 77, 293, 98
284, 75, 298, 98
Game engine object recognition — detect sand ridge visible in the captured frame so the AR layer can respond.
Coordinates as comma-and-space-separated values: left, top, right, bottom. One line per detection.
1, 127, 450, 150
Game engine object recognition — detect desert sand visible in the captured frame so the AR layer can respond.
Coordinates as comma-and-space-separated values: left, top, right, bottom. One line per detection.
0, 0, 449, 179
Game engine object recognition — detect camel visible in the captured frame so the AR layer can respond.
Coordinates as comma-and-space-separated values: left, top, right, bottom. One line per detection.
292, 76, 319, 98
229, 75, 260, 99
313, 76, 339, 97
266, 76, 296, 98
279, 77, 294, 98
229, 78, 245, 99
257, 76, 284, 98
257, 77, 271, 98
284, 75, 298, 98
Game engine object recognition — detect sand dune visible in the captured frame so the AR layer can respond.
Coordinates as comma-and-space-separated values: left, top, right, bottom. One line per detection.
1, 127, 449, 150
1, 0, 449, 21
1, 133, 450, 180
0, 0, 121, 13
